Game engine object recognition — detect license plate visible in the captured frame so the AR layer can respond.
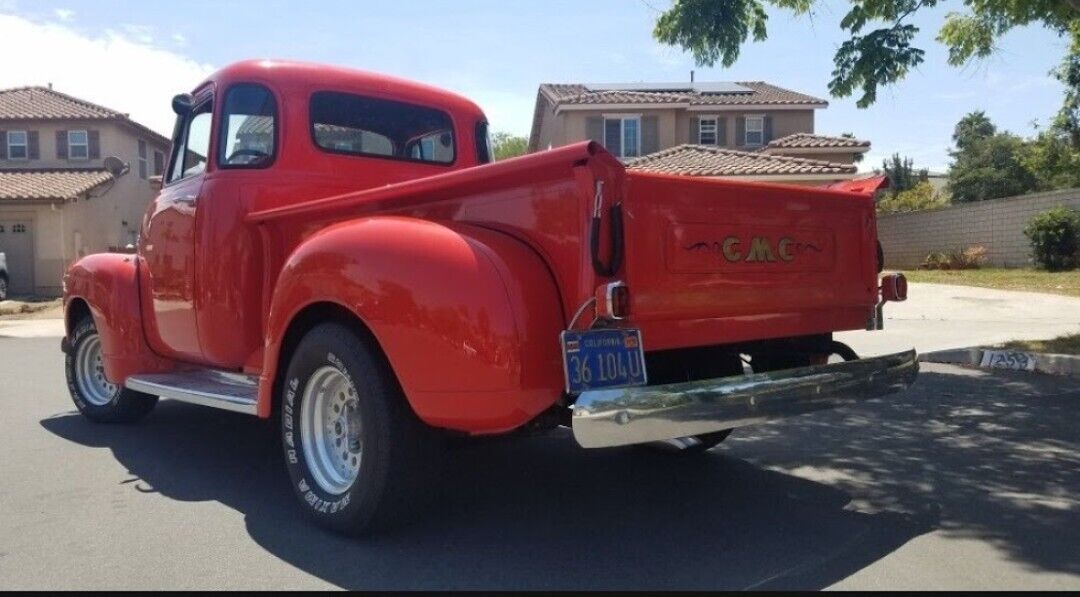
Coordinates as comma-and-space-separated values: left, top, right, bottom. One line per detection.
560, 328, 647, 394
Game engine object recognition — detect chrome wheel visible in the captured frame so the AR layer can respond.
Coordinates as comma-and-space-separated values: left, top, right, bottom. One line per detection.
0, 277, 7, 300
74, 334, 116, 406
300, 365, 363, 495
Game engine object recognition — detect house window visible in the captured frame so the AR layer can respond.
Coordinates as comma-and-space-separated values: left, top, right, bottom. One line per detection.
153, 150, 165, 176
744, 115, 765, 146
7, 131, 28, 160
698, 117, 718, 145
12, 224, 26, 233
603, 116, 640, 159
137, 140, 148, 179
68, 130, 89, 160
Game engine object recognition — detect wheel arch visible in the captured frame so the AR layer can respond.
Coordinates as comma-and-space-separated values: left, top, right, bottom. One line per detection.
257, 216, 566, 434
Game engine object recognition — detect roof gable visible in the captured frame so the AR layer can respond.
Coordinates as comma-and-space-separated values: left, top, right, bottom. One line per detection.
0, 86, 170, 146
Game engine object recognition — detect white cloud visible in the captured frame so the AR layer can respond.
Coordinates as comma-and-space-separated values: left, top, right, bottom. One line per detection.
53, 8, 74, 21
171, 32, 187, 46
0, 13, 214, 136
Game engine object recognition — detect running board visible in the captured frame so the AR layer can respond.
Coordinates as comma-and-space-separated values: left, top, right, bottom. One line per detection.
125, 370, 259, 415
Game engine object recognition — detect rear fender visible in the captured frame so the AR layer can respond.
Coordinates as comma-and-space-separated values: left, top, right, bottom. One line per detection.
63, 254, 173, 384
262, 216, 566, 434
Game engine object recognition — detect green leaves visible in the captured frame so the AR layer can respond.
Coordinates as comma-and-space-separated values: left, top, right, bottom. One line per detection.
653, 0, 770, 68
1024, 207, 1080, 271
651, 0, 1080, 110
829, 24, 925, 107
491, 132, 528, 161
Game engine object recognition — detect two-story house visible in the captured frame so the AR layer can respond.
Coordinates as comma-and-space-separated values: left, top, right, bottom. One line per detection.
0, 86, 169, 296
528, 81, 869, 185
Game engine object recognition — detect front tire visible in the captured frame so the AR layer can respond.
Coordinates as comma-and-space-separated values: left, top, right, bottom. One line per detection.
65, 317, 157, 423
280, 322, 441, 535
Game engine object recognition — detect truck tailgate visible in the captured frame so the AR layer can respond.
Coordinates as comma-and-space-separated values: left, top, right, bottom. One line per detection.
621, 172, 878, 350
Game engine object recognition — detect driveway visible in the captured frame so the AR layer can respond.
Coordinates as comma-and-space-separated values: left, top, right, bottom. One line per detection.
839, 283, 1080, 357
1, 283, 1078, 589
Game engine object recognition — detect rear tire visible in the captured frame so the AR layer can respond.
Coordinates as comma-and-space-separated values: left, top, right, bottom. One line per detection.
65, 316, 157, 423
0, 274, 8, 300
280, 322, 442, 535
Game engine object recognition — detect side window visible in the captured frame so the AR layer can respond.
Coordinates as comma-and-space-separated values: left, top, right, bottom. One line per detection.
218, 83, 277, 168
168, 101, 213, 183
310, 91, 455, 165
475, 120, 493, 164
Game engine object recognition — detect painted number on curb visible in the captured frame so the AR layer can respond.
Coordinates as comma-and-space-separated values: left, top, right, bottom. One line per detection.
980, 350, 1036, 371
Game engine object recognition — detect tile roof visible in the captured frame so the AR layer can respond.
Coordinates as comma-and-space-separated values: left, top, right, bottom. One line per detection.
0, 86, 170, 145
0, 169, 114, 201
540, 81, 827, 107
626, 144, 857, 177
766, 133, 870, 149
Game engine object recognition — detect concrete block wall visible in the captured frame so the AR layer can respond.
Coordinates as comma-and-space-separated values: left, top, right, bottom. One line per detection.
877, 188, 1080, 268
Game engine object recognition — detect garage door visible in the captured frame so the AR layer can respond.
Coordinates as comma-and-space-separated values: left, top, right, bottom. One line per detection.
0, 220, 34, 296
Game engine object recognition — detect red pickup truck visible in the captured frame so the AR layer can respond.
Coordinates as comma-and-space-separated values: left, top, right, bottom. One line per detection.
62, 60, 916, 534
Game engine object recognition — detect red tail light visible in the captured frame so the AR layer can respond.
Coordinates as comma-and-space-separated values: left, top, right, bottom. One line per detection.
880, 274, 908, 302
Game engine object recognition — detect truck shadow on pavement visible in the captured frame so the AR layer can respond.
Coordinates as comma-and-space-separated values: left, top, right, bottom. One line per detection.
39, 364, 1079, 589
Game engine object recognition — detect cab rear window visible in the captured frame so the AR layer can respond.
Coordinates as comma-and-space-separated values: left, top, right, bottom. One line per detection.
310, 91, 455, 165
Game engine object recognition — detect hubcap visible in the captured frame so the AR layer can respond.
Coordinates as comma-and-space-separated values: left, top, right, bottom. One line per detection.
75, 334, 117, 406
300, 365, 363, 495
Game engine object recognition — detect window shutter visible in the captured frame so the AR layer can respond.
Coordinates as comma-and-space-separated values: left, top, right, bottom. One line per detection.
154, 151, 164, 176
689, 117, 699, 145
88, 130, 101, 159
586, 117, 603, 145
764, 116, 773, 144
56, 130, 68, 159
641, 116, 659, 155
717, 118, 728, 147
0, 131, 6, 160
28, 131, 39, 160
735, 117, 746, 147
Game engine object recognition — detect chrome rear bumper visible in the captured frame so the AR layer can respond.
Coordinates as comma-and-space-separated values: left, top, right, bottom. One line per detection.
571, 349, 918, 448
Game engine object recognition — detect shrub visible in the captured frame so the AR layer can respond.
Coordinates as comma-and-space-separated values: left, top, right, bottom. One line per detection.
1024, 207, 1080, 271
876, 181, 949, 214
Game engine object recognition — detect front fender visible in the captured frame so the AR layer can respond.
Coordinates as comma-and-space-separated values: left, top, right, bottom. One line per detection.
64, 253, 172, 384
262, 216, 566, 434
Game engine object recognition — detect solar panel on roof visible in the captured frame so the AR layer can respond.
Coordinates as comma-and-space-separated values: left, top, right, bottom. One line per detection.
584, 82, 752, 94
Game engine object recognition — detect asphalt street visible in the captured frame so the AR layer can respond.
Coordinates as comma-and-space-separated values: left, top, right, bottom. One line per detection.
1, 283, 1079, 589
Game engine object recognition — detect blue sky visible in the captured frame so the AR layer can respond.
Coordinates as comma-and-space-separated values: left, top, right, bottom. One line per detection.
0, 0, 1068, 171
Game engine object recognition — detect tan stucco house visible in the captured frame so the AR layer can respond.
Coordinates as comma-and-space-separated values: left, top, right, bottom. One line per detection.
0, 86, 169, 296
528, 81, 869, 185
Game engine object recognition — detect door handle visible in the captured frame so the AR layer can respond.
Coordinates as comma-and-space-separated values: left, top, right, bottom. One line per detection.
176, 195, 198, 206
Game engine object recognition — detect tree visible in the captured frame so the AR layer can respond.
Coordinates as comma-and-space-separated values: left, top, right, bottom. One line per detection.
1023, 126, 1080, 190
879, 153, 926, 196
652, 0, 1080, 119
952, 111, 996, 153
491, 132, 528, 161
948, 132, 1036, 202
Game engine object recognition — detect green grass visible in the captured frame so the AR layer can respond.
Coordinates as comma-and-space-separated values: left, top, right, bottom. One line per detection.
900, 268, 1080, 298
1000, 333, 1080, 355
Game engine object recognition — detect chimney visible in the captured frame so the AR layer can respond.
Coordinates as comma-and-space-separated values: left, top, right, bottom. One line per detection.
47, 82, 53, 90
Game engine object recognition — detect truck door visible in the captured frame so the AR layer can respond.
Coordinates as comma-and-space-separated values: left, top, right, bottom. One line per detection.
138, 95, 213, 362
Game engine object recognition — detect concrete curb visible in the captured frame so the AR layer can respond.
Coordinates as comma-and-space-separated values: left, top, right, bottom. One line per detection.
920, 347, 1080, 378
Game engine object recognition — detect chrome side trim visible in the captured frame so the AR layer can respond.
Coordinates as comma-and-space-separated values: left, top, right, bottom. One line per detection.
125, 370, 259, 415
572, 349, 918, 448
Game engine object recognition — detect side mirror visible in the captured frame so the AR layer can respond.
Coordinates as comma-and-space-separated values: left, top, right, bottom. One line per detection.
149, 175, 163, 191
172, 93, 194, 115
